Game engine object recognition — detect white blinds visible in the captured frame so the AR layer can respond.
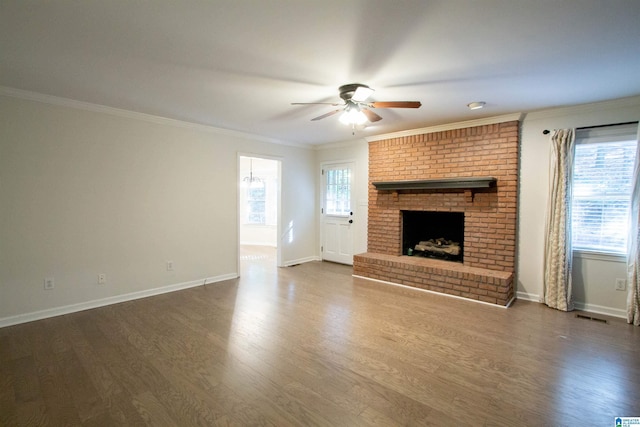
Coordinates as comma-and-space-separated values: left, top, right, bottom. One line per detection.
572, 123, 638, 254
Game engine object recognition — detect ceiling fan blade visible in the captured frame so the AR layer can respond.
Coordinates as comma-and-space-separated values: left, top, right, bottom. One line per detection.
362, 108, 383, 122
370, 101, 422, 108
311, 109, 342, 121
352, 86, 374, 102
291, 102, 342, 106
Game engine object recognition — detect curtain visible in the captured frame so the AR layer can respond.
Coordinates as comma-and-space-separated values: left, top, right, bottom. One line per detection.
544, 129, 575, 311
627, 128, 640, 325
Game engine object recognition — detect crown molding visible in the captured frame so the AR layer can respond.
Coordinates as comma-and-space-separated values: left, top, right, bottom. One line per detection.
365, 113, 524, 142
524, 95, 640, 122
0, 86, 311, 149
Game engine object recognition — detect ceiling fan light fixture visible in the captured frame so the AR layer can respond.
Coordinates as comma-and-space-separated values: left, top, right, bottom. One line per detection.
339, 107, 367, 125
294, 83, 421, 128
467, 101, 486, 110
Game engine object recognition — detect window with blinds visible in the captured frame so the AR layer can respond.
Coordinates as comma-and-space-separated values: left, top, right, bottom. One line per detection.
571, 123, 638, 254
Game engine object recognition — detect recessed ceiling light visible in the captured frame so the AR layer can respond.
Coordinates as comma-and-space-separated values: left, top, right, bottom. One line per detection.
467, 101, 486, 110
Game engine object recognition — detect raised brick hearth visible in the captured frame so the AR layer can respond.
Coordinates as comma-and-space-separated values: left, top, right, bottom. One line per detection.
353, 120, 519, 306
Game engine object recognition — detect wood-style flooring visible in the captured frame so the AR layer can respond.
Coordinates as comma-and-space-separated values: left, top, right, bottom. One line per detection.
1, 245, 639, 426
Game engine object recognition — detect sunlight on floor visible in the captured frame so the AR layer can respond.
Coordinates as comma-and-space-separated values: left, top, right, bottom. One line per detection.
239, 245, 276, 262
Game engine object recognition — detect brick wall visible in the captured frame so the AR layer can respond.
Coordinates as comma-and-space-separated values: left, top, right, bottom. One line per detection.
354, 120, 519, 306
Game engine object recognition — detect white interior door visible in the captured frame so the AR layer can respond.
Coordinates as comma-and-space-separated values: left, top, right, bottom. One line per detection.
322, 162, 354, 265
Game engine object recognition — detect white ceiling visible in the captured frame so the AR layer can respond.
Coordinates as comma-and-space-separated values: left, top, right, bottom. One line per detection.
2, 1, 640, 146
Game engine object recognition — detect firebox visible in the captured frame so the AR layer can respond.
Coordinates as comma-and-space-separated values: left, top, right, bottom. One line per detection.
402, 211, 464, 262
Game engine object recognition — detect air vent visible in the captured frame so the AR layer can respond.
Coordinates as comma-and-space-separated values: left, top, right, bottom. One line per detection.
575, 314, 608, 324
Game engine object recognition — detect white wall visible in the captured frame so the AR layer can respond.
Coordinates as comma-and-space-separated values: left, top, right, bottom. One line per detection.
0, 94, 317, 325
315, 139, 369, 256
518, 96, 640, 317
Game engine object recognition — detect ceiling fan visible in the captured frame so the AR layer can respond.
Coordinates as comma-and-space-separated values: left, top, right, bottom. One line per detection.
291, 83, 421, 126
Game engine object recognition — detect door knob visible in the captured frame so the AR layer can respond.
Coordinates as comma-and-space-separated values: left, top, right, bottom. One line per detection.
349, 219, 353, 224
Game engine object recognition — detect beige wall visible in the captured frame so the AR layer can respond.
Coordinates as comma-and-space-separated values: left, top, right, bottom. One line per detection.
0, 95, 317, 325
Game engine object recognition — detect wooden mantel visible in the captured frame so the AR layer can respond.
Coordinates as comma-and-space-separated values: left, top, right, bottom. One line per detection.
371, 177, 497, 191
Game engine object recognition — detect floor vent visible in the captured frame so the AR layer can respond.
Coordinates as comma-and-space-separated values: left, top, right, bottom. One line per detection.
575, 313, 608, 324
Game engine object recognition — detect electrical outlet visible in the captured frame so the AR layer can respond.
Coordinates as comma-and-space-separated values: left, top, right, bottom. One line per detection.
166, 261, 174, 271
615, 278, 627, 291
98, 273, 106, 284
44, 277, 55, 290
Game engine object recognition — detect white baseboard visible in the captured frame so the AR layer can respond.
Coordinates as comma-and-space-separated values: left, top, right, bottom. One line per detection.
573, 302, 627, 319
515, 292, 626, 319
240, 242, 277, 247
282, 256, 321, 267
516, 291, 543, 303
0, 273, 238, 328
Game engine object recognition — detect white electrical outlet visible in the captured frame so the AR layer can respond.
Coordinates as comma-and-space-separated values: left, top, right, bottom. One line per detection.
615, 278, 626, 291
166, 261, 174, 271
98, 273, 107, 284
44, 277, 55, 290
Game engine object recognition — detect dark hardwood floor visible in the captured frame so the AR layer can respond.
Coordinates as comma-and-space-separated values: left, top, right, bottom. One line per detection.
1, 245, 639, 426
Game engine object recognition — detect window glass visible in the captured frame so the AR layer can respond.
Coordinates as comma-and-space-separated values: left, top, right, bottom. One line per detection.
247, 182, 266, 224
572, 123, 638, 254
325, 167, 351, 216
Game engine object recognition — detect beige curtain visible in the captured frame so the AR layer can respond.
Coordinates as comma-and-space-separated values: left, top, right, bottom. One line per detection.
544, 129, 575, 311
627, 128, 640, 325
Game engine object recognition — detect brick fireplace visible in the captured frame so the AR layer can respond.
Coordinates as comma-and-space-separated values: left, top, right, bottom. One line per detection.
353, 120, 519, 306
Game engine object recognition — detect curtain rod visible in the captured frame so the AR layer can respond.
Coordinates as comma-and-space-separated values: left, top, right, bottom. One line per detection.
542, 121, 638, 135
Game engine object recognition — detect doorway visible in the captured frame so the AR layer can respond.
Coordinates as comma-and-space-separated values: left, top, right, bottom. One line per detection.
238, 155, 281, 269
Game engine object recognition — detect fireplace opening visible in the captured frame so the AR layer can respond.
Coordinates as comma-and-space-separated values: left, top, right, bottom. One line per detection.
402, 211, 464, 262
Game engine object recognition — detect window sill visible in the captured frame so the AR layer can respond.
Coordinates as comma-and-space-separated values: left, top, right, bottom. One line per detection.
573, 250, 626, 263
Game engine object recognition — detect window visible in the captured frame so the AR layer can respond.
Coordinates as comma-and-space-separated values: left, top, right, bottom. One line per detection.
247, 182, 266, 224
571, 123, 638, 255
324, 166, 352, 216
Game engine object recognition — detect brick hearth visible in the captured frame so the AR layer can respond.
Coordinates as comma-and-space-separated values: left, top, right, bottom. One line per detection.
353, 121, 519, 306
